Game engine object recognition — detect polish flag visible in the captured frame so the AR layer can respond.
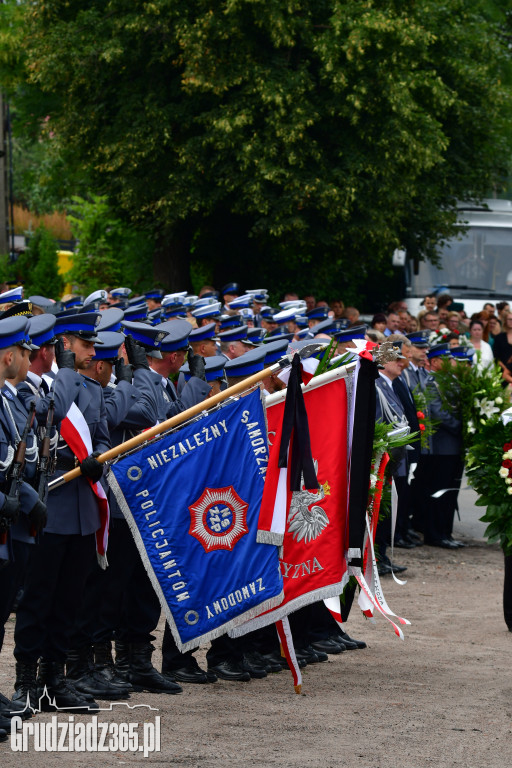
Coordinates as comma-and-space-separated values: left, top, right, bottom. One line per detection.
60, 402, 109, 566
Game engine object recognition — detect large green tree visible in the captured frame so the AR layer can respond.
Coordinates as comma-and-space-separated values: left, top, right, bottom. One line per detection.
1, 0, 511, 302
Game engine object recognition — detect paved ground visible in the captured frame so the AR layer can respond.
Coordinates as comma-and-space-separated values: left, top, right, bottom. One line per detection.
0, 486, 509, 768
453, 479, 488, 542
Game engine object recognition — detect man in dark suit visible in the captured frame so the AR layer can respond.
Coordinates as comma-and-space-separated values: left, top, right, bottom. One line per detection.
419, 344, 463, 548
12, 312, 111, 712
388, 335, 422, 548
401, 331, 431, 537
374, 341, 410, 576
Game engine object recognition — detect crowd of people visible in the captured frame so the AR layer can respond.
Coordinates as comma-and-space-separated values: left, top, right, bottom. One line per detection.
0, 279, 504, 741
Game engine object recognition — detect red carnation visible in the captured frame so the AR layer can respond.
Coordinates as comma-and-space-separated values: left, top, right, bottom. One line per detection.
417, 411, 425, 419
419, 424, 426, 432
504, 460, 512, 469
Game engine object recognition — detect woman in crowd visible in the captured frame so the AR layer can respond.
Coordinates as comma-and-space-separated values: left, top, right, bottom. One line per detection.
469, 318, 494, 370
487, 315, 502, 348
493, 310, 512, 385
370, 313, 387, 333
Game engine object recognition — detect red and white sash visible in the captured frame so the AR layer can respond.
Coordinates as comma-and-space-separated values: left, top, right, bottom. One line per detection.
60, 402, 109, 567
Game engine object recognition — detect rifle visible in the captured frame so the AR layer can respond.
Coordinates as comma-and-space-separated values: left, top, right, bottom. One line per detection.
31, 397, 55, 536
0, 401, 36, 544
35, 397, 55, 504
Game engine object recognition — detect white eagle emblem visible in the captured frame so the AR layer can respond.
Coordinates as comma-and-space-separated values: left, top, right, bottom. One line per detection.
188, 486, 249, 553
287, 460, 329, 543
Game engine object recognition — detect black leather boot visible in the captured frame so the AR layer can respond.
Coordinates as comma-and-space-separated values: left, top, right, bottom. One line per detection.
11, 660, 39, 714
114, 640, 130, 675
0, 690, 31, 720
128, 643, 182, 694
94, 641, 133, 691
38, 660, 98, 712
66, 647, 130, 700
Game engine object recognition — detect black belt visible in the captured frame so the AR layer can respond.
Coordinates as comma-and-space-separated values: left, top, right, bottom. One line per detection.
56, 457, 79, 471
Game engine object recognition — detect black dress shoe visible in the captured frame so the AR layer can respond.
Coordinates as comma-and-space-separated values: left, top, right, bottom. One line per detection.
242, 653, 267, 679
256, 652, 282, 673
446, 536, 466, 548
310, 638, 345, 655
337, 631, 367, 649
245, 650, 282, 674
406, 529, 422, 544
261, 651, 307, 669
0, 690, 32, 719
207, 659, 251, 682
329, 633, 355, 650
295, 645, 328, 664
0, 728, 7, 743
425, 538, 459, 549
390, 561, 407, 573
377, 562, 393, 576
0, 713, 14, 731
394, 537, 416, 549
164, 666, 210, 684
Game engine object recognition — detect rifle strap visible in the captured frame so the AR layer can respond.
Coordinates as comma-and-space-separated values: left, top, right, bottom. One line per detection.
1, 395, 37, 464
1, 396, 20, 443
0, 398, 15, 472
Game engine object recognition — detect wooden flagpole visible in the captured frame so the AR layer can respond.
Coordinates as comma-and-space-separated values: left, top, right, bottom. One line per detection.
48, 343, 326, 490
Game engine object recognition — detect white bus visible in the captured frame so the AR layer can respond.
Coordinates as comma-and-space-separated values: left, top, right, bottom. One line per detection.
405, 199, 512, 317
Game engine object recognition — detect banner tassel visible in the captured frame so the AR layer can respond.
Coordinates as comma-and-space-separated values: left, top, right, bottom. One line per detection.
276, 617, 302, 694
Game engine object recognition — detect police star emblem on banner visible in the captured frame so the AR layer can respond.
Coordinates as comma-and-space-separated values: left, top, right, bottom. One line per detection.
189, 486, 249, 552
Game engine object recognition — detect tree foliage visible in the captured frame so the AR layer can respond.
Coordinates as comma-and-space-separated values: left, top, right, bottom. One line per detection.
1, 0, 512, 300
16, 226, 64, 299
66, 195, 155, 294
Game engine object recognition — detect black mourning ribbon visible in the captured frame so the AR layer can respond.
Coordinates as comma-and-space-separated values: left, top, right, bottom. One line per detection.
278, 353, 319, 491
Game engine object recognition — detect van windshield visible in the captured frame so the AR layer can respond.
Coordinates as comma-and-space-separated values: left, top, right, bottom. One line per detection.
411, 227, 512, 296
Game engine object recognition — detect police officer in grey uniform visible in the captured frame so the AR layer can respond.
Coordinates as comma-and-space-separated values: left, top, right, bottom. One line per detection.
147, 319, 211, 414
68, 330, 182, 696
418, 343, 463, 549
0, 318, 48, 727
12, 312, 111, 712
121, 320, 210, 422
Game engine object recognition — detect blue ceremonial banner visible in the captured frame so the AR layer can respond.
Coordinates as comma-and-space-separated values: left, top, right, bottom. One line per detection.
108, 389, 284, 651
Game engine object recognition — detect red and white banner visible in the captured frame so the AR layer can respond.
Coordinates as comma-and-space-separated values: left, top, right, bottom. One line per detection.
60, 402, 109, 566
232, 369, 350, 633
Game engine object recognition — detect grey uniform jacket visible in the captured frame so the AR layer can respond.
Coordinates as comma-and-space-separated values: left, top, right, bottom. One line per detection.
400, 365, 428, 393
424, 374, 462, 456
102, 368, 159, 520
150, 369, 211, 423
19, 371, 111, 536
0, 391, 40, 559
0, 385, 40, 544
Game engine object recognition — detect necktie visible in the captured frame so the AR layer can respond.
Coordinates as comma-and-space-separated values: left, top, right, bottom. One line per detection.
165, 380, 177, 401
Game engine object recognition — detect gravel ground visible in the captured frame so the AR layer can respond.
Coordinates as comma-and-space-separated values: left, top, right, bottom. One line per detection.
0, 536, 510, 768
